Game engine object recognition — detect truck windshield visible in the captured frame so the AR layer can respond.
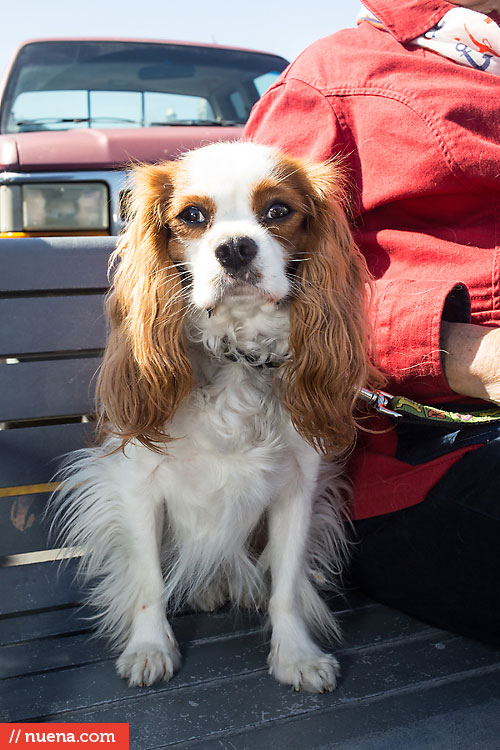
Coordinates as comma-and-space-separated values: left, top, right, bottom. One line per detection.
1, 40, 288, 133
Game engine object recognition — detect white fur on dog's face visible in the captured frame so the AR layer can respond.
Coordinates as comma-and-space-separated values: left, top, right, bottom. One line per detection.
169, 142, 302, 310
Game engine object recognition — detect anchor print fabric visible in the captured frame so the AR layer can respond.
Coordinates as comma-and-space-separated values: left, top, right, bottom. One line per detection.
358, 4, 500, 75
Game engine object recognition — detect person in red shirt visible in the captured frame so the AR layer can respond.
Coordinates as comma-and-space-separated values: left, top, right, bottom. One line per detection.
244, 0, 500, 643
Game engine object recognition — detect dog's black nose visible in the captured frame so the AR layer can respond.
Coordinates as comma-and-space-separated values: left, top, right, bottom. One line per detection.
215, 237, 258, 274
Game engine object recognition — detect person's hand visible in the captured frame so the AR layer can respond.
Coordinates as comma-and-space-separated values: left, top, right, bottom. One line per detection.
441, 322, 500, 404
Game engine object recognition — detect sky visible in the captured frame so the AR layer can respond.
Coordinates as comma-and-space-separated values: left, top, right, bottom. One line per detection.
1, 0, 361, 81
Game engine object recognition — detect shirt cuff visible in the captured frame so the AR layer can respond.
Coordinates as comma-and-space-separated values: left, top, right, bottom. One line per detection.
373, 278, 470, 401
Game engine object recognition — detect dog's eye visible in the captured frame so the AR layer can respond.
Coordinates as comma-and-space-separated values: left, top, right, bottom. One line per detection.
265, 203, 291, 221
178, 206, 207, 225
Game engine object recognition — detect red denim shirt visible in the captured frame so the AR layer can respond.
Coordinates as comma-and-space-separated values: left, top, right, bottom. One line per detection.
244, 0, 500, 518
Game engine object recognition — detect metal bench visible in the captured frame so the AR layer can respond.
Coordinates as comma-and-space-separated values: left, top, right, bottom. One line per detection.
1, 237, 500, 748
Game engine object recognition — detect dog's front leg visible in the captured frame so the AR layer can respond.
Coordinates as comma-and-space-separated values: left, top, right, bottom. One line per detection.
114, 490, 181, 687
267, 450, 340, 693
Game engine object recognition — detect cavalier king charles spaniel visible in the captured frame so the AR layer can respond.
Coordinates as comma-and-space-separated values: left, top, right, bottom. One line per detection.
51, 141, 378, 692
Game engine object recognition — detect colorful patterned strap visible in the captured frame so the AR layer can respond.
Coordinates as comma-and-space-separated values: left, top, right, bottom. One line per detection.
358, 387, 500, 426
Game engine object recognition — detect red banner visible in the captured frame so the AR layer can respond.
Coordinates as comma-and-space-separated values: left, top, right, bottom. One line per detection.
1, 724, 129, 750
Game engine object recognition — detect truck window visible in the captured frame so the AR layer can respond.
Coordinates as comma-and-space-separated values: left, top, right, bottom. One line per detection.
1, 40, 288, 133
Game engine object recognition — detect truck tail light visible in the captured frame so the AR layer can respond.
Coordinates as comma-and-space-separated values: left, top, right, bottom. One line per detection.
0, 182, 110, 235
23, 183, 109, 231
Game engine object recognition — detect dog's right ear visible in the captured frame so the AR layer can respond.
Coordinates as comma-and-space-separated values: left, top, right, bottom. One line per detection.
97, 162, 194, 452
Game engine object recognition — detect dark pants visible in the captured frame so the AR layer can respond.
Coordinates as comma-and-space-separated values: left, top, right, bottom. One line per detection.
351, 434, 500, 645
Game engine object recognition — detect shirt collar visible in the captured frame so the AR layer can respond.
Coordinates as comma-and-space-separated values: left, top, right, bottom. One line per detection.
362, 0, 452, 43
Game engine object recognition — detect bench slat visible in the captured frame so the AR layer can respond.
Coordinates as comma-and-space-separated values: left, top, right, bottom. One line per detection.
0, 605, 89, 647
0, 358, 100, 421
0, 559, 81, 616
0, 423, 95, 488
0, 591, 371, 649
196, 671, 500, 750
0, 493, 51, 556
0, 296, 106, 357
0, 608, 265, 680
0, 237, 113, 293
0, 604, 262, 649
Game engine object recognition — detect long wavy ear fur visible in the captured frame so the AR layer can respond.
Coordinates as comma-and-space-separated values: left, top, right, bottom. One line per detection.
97, 162, 194, 451
278, 157, 381, 458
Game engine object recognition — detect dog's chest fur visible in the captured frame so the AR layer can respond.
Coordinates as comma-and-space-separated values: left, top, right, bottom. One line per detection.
181, 298, 291, 450
189, 357, 285, 449
151, 301, 308, 567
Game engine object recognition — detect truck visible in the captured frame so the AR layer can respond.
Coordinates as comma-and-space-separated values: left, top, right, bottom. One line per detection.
0, 38, 288, 238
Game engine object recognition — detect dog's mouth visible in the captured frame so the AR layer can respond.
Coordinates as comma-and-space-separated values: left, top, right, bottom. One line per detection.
205, 272, 281, 315
223, 280, 262, 297
218, 270, 265, 297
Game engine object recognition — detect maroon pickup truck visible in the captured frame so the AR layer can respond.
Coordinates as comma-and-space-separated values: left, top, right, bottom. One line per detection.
0, 38, 288, 238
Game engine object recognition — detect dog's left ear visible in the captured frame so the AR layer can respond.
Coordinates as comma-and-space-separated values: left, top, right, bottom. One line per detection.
279, 158, 380, 457
97, 161, 194, 451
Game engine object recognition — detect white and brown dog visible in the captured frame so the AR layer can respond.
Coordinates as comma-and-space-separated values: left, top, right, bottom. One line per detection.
51, 141, 378, 692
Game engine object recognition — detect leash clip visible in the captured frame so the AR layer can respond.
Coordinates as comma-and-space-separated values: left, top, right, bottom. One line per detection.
358, 387, 403, 419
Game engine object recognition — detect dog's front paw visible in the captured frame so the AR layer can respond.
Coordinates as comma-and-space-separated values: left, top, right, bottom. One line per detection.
268, 643, 340, 693
116, 641, 181, 687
